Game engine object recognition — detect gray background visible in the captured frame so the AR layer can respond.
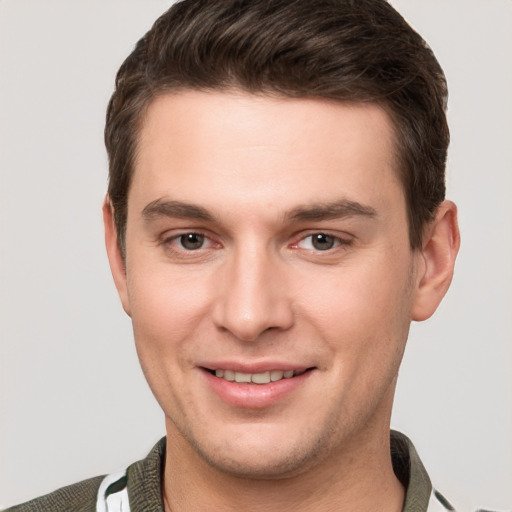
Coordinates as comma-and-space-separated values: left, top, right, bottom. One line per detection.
1, 0, 511, 509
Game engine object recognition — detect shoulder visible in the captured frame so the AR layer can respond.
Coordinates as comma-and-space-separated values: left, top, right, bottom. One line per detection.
4, 438, 167, 512
3, 475, 104, 512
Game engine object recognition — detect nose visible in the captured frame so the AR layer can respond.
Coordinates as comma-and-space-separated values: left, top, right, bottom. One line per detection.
212, 246, 294, 342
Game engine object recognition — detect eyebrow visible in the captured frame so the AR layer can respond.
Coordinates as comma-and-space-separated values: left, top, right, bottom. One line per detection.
142, 199, 215, 222
141, 198, 377, 224
286, 200, 377, 222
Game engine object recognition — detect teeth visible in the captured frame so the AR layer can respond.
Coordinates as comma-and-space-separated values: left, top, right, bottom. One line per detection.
214, 369, 300, 384
270, 370, 284, 381
251, 372, 271, 384
235, 372, 251, 383
224, 370, 235, 381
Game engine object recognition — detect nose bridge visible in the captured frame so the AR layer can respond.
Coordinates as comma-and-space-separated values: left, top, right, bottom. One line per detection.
213, 239, 293, 341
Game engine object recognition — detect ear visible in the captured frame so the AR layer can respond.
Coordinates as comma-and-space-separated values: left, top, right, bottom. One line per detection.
411, 200, 460, 321
103, 197, 131, 317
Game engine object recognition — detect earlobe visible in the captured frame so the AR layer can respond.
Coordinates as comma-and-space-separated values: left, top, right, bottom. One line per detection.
103, 197, 132, 317
411, 200, 460, 322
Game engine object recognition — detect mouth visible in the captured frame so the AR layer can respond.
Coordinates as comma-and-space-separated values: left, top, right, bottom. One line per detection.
204, 367, 314, 384
201, 365, 316, 408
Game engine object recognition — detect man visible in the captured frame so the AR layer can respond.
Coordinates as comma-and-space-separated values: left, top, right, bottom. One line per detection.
6, 0, 461, 510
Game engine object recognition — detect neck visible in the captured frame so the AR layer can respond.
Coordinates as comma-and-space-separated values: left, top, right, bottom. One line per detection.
162, 419, 404, 512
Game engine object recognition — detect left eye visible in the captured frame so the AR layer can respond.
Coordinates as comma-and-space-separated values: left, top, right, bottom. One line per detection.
298, 233, 341, 251
178, 233, 205, 250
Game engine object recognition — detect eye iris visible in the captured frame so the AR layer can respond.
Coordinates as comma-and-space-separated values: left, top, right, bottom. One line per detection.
180, 233, 204, 250
312, 233, 335, 250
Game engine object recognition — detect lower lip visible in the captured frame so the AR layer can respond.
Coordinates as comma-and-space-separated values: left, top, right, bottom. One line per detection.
202, 369, 313, 409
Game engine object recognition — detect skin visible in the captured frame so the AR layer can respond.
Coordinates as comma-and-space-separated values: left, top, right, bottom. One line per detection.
104, 90, 460, 511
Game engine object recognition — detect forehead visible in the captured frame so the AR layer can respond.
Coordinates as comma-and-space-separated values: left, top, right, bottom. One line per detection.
131, 90, 403, 221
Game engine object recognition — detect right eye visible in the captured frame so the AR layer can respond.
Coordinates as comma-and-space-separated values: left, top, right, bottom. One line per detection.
177, 233, 206, 250
160, 231, 221, 260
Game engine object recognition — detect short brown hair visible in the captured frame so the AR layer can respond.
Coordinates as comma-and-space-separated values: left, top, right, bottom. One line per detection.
105, 0, 449, 255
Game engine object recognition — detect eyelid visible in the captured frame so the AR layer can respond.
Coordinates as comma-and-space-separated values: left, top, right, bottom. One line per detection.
158, 228, 353, 254
291, 230, 353, 249
160, 229, 222, 251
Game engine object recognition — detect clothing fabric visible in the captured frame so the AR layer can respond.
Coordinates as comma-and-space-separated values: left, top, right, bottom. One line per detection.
4, 430, 456, 512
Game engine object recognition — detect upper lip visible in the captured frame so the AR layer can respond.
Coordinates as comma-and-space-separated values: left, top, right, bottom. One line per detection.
199, 361, 313, 374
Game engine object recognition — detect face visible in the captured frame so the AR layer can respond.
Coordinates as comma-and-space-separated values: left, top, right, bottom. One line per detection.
108, 91, 425, 478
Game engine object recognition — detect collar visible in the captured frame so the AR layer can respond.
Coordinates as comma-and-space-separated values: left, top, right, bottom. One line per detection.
112, 431, 440, 511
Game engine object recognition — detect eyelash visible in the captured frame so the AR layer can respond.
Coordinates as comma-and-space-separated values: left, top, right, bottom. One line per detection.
160, 231, 352, 255
294, 232, 353, 252
161, 232, 218, 252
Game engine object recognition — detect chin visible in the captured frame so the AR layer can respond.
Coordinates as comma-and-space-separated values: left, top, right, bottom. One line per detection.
178, 421, 333, 480
196, 443, 318, 479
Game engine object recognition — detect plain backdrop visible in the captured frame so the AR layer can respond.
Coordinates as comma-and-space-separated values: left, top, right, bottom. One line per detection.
1, 0, 511, 509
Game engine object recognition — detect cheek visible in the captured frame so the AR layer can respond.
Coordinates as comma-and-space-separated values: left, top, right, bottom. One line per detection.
126, 264, 216, 411
301, 260, 413, 419
127, 262, 213, 355
300, 253, 414, 359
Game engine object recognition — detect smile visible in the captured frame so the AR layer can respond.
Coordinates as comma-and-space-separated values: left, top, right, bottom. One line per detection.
202, 366, 315, 408
212, 369, 307, 384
